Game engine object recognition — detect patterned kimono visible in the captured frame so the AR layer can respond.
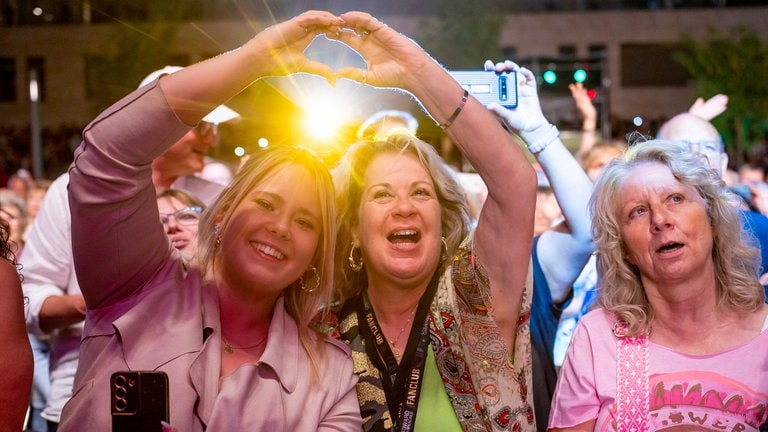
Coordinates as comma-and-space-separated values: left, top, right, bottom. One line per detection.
337, 233, 535, 432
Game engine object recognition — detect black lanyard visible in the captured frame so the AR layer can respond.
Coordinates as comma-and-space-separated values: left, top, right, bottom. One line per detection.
359, 274, 438, 432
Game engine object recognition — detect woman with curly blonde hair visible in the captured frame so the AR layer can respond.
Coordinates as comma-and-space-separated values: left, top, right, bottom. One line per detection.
550, 140, 768, 431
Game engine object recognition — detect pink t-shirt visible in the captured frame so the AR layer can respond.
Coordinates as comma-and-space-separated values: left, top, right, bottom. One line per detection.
550, 308, 768, 431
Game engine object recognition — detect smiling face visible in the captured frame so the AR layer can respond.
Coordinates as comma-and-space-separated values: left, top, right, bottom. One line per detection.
217, 163, 322, 301
617, 162, 714, 286
353, 152, 442, 288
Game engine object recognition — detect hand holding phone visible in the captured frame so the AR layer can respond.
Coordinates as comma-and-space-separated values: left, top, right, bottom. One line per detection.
449, 70, 519, 109
111, 371, 169, 432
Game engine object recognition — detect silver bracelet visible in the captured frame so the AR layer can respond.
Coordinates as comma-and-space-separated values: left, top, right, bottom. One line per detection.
524, 124, 560, 155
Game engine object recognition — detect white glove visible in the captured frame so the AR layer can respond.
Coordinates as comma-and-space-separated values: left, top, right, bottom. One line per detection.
483, 59, 549, 134
483, 60, 557, 154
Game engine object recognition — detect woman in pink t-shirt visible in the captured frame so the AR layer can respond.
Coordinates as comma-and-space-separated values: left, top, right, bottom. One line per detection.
550, 140, 768, 431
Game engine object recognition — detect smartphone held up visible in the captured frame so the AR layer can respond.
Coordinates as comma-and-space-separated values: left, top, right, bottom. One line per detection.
449, 70, 519, 109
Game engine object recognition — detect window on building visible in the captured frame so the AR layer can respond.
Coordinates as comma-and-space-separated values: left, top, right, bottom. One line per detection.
621, 43, 689, 86
503, 46, 518, 59
0, 58, 15, 102
558, 45, 577, 58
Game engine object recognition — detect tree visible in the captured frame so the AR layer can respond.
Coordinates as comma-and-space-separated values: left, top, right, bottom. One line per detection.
87, 3, 186, 117
415, 0, 505, 70
674, 26, 768, 167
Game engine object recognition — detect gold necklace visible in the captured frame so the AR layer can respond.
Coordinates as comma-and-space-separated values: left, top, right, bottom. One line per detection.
387, 307, 417, 360
222, 335, 267, 355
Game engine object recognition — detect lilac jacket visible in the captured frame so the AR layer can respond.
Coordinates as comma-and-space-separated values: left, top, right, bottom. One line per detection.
60, 81, 361, 431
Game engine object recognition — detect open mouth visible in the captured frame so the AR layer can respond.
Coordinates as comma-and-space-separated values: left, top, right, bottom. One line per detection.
656, 242, 683, 253
387, 229, 421, 244
252, 242, 286, 260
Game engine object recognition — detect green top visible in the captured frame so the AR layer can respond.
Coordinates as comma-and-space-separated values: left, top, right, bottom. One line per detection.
414, 345, 462, 431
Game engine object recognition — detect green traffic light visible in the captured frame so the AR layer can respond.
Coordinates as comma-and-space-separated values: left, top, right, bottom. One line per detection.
574, 68, 587, 83
543, 70, 557, 85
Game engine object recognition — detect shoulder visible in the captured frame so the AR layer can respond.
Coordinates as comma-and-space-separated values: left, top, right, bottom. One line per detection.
0, 259, 20, 284
320, 333, 353, 358
576, 308, 614, 333
0, 260, 22, 306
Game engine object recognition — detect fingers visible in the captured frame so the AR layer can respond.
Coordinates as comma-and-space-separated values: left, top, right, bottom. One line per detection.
517, 66, 536, 85
335, 66, 369, 85
339, 11, 387, 34
484, 60, 495, 71
486, 103, 509, 118
295, 10, 344, 35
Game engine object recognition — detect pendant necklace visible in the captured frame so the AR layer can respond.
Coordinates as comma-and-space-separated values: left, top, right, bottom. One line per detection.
387, 307, 417, 361
222, 335, 267, 355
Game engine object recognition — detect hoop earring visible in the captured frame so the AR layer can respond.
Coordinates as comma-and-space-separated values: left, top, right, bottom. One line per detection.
299, 266, 320, 293
348, 244, 363, 272
440, 236, 448, 262
214, 223, 222, 248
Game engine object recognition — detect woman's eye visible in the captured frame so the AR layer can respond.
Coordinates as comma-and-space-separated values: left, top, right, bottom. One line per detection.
296, 218, 315, 230
629, 207, 647, 219
256, 199, 273, 210
670, 194, 684, 203
372, 190, 392, 201
413, 188, 432, 198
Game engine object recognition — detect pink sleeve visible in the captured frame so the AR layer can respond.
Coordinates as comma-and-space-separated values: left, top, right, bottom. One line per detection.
548, 312, 602, 429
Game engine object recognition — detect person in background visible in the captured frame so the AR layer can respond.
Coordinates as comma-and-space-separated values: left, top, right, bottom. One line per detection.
0, 191, 27, 255
157, 188, 206, 263
0, 216, 33, 431
3, 180, 53, 432
488, 60, 595, 431
532, 167, 563, 235
22, 69, 240, 432
356, 109, 419, 141
549, 140, 768, 431
59, 11, 361, 431
332, 15, 538, 430
7, 168, 34, 201
658, 111, 768, 289
569, 83, 598, 161
552, 90, 627, 370
24, 180, 51, 240
140, 65, 241, 204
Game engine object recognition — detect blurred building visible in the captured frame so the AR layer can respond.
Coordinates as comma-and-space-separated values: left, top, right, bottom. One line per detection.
0, 1, 766, 137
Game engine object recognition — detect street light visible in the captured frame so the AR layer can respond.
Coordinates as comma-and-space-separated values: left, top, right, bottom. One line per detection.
29, 69, 43, 180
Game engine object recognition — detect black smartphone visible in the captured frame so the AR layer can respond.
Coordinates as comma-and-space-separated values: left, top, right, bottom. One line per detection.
449, 70, 519, 109
111, 371, 169, 432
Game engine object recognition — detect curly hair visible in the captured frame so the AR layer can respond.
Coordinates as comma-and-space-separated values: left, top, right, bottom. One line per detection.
0, 218, 15, 266
590, 139, 764, 336
332, 131, 471, 303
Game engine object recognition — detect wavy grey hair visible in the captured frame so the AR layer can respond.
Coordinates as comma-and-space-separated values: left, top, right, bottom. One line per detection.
590, 139, 764, 336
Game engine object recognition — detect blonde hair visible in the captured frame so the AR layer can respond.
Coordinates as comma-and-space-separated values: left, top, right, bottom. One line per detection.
591, 140, 764, 336
196, 145, 337, 377
332, 132, 471, 302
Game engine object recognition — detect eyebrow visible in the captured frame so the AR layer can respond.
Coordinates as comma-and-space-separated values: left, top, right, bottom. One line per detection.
255, 191, 320, 220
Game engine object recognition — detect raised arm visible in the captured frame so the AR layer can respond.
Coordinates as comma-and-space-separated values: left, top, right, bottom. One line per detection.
69, 11, 344, 309
488, 64, 595, 303
333, 12, 537, 339
568, 83, 598, 159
